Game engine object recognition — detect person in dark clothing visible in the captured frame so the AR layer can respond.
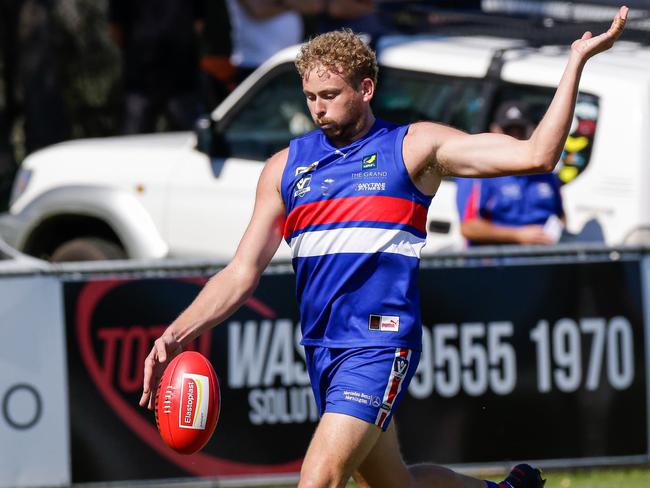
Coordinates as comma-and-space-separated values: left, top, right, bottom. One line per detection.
0, 0, 70, 209
200, 0, 236, 109
313, 0, 392, 42
108, 0, 206, 134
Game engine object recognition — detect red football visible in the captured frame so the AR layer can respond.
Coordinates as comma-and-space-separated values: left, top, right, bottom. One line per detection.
155, 351, 220, 454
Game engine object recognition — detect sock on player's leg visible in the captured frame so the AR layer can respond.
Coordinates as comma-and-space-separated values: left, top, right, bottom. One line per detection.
484, 481, 504, 488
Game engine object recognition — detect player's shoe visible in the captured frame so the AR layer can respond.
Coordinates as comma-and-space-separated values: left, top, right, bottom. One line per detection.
502, 463, 546, 488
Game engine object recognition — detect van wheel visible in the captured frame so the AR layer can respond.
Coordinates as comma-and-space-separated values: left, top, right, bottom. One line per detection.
50, 238, 127, 262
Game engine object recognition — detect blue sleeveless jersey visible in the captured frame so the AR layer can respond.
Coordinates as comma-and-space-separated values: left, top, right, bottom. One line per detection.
280, 119, 432, 350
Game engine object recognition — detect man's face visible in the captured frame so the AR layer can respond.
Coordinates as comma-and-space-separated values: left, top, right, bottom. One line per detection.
302, 65, 372, 143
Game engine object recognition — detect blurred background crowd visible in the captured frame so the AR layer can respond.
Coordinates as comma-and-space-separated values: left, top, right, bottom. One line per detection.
0, 0, 483, 212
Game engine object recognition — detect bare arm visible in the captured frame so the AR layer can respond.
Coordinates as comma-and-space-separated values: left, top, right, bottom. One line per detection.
140, 149, 288, 408
461, 219, 553, 245
404, 7, 628, 190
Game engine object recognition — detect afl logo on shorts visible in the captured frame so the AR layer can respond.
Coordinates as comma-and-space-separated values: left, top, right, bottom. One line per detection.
393, 356, 409, 379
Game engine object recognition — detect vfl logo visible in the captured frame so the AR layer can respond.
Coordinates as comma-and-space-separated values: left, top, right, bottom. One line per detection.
393, 356, 409, 379
294, 174, 312, 197
362, 153, 378, 169
295, 161, 319, 175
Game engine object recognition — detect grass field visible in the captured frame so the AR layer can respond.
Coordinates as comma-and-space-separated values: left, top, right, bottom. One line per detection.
534, 468, 650, 487
265, 467, 650, 487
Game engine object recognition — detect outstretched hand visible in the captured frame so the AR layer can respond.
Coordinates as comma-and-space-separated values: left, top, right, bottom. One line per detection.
139, 331, 183, 410
571, 6, 628, 60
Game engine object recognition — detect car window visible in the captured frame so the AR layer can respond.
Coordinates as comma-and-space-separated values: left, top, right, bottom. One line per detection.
221, 66, 487, 161
221, 65, 315, 160
373, 68, 485, 133
492, 84, 599, 184
219, 64, 599, 184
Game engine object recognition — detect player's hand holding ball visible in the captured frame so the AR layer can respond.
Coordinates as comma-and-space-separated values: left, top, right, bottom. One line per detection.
140, 329, 183, 410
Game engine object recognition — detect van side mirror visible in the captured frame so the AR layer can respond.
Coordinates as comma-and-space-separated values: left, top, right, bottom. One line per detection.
195, 115, 230, 157
195, 115, 214, 155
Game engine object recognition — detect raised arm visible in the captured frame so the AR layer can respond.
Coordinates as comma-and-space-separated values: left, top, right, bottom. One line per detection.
404, 6, 628, 190
139, 149, 288, 409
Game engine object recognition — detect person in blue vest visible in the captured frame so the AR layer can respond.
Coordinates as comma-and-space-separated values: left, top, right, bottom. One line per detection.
140, 8, 627, 488
456, 100, 566, 246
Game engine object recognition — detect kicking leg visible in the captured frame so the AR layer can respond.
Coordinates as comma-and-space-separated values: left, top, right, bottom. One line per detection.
354, 421, 485, 488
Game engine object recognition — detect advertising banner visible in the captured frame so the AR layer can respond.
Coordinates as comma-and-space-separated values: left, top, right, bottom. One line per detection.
402, 258, 647, 465
63, 274, 310, 484
62, 254, 648, 483
0, 276, 70, 488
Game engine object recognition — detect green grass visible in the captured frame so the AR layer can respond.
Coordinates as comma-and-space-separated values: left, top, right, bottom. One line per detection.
542, 468, 650, 488
264, 467, 650, 488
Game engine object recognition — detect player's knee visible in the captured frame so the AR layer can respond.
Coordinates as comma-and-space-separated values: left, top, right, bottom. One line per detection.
298, 462, 350, 488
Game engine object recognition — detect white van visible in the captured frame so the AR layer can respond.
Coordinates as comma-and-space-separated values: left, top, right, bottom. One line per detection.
1, 32, 649, 260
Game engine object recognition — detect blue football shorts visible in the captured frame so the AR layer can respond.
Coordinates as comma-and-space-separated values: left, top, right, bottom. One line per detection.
304, 345, 420, 431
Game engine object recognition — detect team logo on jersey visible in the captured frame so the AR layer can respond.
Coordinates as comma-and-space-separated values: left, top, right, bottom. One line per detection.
294, 174, 312, 197
362, 153, 378, 170
368, 314, 400, 332
321, 178, 335, 196
296, 161, 319, 176
393, 356, 409, 379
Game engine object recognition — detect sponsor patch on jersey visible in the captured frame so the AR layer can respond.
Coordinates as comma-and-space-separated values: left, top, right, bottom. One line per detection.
362, 153, 378, 169
536, 182, 554, 198
342, 389, 377, 406
393, 356, 409, 378
501, 183, 522, 199
351, 170, 388, 179
294, 174, 312, 197
355, 182, 386, 192
295, 161, 319, 176
368, 314, 400, 332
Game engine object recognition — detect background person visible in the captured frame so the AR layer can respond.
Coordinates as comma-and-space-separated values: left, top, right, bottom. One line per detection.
199, 0, 236, 108
313, 0, 392, 42
108, 0, 206, 134
456, 100, 566, 246
226, 0, 323, 84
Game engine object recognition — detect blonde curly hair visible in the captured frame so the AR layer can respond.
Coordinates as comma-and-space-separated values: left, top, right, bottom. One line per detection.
295, 30, 378, 87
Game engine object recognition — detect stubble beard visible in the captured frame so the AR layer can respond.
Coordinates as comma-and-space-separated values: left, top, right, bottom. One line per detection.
317, 103, 365, 147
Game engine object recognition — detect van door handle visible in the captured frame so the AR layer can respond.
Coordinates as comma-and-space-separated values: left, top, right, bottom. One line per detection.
428, 220, 451, 234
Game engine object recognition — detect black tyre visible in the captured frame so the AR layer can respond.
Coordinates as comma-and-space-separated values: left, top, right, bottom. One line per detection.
50, 237, 127, 262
